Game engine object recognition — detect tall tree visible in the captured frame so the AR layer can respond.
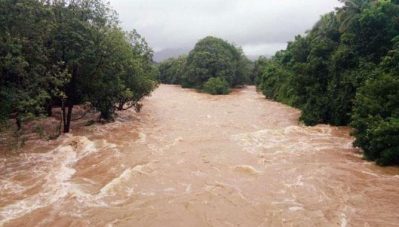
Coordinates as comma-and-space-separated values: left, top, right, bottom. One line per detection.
182, 36, 250, 92
0, 0, 58, 129
49, 0, 114, 132
0, 0, 158, 134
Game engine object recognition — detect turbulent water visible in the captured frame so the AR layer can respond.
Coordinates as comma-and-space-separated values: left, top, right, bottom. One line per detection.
1, 85, 399, 226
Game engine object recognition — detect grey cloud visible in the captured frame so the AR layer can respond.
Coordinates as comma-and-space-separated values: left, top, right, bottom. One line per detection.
109, 0, 342, 60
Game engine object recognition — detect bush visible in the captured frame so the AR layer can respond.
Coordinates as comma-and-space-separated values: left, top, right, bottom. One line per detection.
202, 78, 230, 95
351, 75, 399, 166
256, 59, 297, 106
158, 56, 187, 84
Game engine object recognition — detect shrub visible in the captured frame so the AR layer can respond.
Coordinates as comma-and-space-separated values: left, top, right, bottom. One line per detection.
351, 75, 399, 166
202, 78, 230, 95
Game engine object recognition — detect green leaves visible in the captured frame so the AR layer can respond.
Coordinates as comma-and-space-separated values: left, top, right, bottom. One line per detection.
0, 0, 157, 131
158, 56, 187, 85
0, 0, 55, 123
158, 36, 250, 95
351, 75, 399, 165
202, 77, 230, 95
85, 26, 157, 120
256, 0, 399, 165
181, 36, 250, 93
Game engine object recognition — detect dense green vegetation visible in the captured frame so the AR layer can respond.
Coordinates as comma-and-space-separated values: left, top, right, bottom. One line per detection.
202, 77, 230, 95
0, 0, 157, 133
1, 0, 397, 166
254, 0, 399, 165
158, 36, 251, 94
158, 55, 187, 85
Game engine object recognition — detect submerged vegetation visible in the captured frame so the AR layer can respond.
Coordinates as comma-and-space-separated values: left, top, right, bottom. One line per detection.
0, 0, 157, 134
253, 0, 399, 165
158, 36, 251, 94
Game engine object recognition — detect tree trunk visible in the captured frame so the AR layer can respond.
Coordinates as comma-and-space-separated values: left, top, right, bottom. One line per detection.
62, 102, 73, 133
63, 63, 78, 133
117, 102, 124, 111
15, 115, 22, 131
66, 103, 73, 133
46, 102, 53, 117
62, 102, 67, 133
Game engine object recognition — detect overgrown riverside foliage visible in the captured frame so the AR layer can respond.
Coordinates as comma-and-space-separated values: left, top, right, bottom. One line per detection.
158, 55, 187, 85
158, 36, 251, 94
202, 77, 230, 95
0, 0, 157, 133
253, 0, 399, 165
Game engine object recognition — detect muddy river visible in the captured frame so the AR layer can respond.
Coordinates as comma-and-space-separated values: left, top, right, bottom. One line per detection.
1, 85, 399, 226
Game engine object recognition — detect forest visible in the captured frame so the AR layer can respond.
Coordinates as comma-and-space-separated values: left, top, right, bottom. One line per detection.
253, 0, 399, 165
0, 0, 158, 134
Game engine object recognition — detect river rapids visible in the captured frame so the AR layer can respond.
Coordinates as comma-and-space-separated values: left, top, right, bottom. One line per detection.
1, 85, 399, 226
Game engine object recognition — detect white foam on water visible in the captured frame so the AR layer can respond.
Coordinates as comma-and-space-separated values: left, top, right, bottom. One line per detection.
234, 165, 263, 175
287, 175, 304, 187
0, 179, 26, 194
99, 163, 152, 195
340, 212, 348, 227
164, 187, 176, 192
99, 168, 136, 196
137, 132, 147, 143
185, 184, 192, 193
271, 198, 304, 208
0, 146, 76, 225
0, 136, 113, 225
360, 171, 380, 178
146, 136, 183, 154
231, 125, 354, 155
68, 162, 153, 207
289, 206, 304, 212
139, 192, 155, 196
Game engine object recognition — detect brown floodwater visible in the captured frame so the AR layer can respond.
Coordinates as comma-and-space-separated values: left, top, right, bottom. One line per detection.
1, 85, 399, 227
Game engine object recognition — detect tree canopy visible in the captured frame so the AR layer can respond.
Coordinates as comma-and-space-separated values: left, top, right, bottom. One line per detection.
158, 36, 251, 94
0, 0, 157, 133
158, 55, 187, 85
254, 0, 399, 165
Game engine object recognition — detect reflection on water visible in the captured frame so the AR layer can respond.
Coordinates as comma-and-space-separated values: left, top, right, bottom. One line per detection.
1, 85, 399, 226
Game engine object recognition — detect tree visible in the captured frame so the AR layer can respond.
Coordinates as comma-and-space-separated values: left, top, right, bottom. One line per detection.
337, 0, 370, 32
49, 0, 117, 132
0, 0, 158, 135
351, 75, 399, 165
182, 36, 250, 92
114, 30, 158, 114
256, 0, 399, 165
251, 56, 268, 86
0, 0, 60, 129
158, 55, 187, 84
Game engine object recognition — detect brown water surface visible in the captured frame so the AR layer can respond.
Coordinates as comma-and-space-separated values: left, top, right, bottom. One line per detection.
1, 85, 399, 226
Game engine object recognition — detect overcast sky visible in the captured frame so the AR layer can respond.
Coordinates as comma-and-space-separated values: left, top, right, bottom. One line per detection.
109, 0, 342, 60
